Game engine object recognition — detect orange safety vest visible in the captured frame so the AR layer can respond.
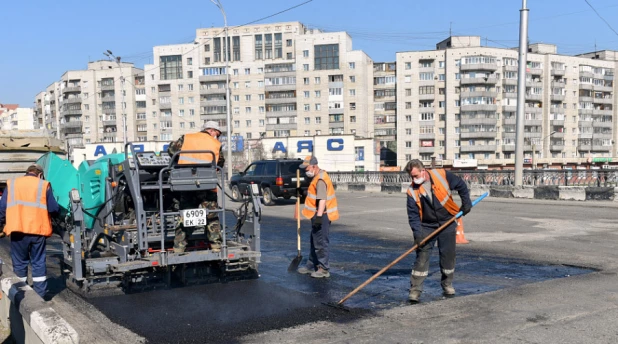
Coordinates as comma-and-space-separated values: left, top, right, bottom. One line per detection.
178, 132, 221, 165
5, 176, 53, 237
406, 169, 460, 221
302, 170, 339, 221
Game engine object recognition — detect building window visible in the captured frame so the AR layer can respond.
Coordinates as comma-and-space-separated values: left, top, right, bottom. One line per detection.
315, 104, 321, 111
315, 90, 321, 98
160, 55, 183, 80
303, 50, 309, 58
286, 39, 293, 47
303, 64, 309, 71
406, 141, 412, 148
187, 57, 192, 65
315, 117, 321, 124
350, 102, 356, 110
314, 44, 339, 70
304, 104, 310, 111
405, 62, 411, 70
274, 33, 282, 58
304, 117, 310, 124
349, 62, 355, 69
350, 116, 356, 122
255, 34, 263, 60
246, 95, 251, 101
349, 89, 356, 96
304, 78, 310, 85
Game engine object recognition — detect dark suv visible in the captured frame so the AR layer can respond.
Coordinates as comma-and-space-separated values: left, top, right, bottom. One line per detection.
229, 159, 310, 205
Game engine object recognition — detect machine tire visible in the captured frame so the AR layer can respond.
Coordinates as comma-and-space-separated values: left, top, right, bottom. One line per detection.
231, 185, 241, 202
262, 187, 275, 206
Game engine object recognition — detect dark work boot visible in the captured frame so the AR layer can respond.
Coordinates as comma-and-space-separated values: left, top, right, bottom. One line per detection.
408, 290, 421, 303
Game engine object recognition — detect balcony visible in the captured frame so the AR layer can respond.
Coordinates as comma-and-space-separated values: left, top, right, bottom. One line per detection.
525, 93, 543, 101
551, 132, 564, 139
329, 121, 345, 128
550, 94, 565, 102
328, 107, 344, 115
200, 114, 227, 121
200, 87, 227, 95
593, 97, 613, 105
605, 73, 614, 81
550, 144, 564, 151
502, 105, 517, 112
579, 96, 593, 102
551, 69, 565, 76
264, 83, 296, 92
65, 133, 83, 139
551, 80, 566, 87
460, 90, 498, 98
460, 131, 497, 139
550, 107, 565, 114
103, 120, 116, 126
102, 108, 116, 114
525, 119, 543, 126
159, 102, 172, 110
460, 77, 498, 85
61, 121, 82, 129
527, 68, 543, 75
593, 109, 612, 116
460, 117, 497, 126
101, 84, 115, 91
551, 119, 565, 126
101, 95, 115, 102
579, 83, 593, 90
592, 144, 612, 151
502, 144, 515, 152
502, 78, 518, 86
503, 65, 518, 72
265, 97, 297, 105
418, 93, 435, 101
265, 110, 297, 118
63, 86, 81, 93
200, 99, 227, 107
503, 117, 516, 125
579, 108, 594, 115
593, 84, 613, 92
418, 133, 435, 140
102, 132, 117, 139
579, 71, 594, 78
265, 123, 297, 131
64, 97, 82, 104
419, 146, 435, 153
199, 74, 228, 82
267, 70, 296, 78
503, 91, 517, 99
460, 104, 497, 112
577, 143, 592, 151
593, 132, 613, 139
459, 144, 497, 153
524, 132, 542, 139
592, 121, 613, 128
61, 109, 82, 116
526, 80, 543, 88
460, 63, 498, 71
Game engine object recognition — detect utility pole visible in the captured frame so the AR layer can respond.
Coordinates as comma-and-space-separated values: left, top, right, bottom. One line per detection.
212, 0, 233, 180
514, 0, 529, 186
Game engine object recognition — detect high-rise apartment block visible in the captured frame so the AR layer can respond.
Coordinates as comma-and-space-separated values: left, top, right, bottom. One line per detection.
34, 22, 618, 169
396, 36, 616, 168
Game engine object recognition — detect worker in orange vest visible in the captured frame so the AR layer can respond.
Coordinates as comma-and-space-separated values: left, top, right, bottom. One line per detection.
405, 159, 471, 303
298, 155, 339, 278
0, 164, 59, 299
168, 120, 224, 253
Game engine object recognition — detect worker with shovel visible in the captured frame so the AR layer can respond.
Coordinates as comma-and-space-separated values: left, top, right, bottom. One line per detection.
405, 159, 472, 303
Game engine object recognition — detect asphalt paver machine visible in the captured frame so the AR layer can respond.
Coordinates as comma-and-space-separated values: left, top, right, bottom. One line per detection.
38, 143, 261, 294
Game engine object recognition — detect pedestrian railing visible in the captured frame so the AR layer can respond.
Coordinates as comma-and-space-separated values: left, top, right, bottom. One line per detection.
328, 170, 618, 187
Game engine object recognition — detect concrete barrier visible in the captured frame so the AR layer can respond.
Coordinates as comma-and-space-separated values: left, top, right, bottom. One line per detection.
559, 186, 586, 201
0, 267, 79, 344
333, 181, 618, 203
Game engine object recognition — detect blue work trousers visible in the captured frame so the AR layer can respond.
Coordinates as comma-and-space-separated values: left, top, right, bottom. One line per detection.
10, 232, 47, 298
308, 215, 331, 271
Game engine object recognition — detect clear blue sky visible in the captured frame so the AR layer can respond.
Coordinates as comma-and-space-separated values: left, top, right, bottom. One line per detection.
2, 0, 618, 106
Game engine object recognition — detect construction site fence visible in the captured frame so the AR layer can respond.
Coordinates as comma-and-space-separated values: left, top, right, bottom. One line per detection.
328, 169, 618, 188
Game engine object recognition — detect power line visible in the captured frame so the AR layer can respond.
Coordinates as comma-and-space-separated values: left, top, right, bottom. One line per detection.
584, 0, 618, 37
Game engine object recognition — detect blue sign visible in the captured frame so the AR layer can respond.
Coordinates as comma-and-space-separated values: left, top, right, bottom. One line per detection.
220, 135, 244, 153
272, 138, 345, 153
93, 144, 170, 157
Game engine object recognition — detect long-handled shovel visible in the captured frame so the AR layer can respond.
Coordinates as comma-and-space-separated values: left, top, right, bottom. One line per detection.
325, 191, 489, 311
287, 169, 303, 272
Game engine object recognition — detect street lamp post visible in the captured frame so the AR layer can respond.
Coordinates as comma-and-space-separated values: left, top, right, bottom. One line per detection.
514, 0, 529, 185
211, 0, 233, 180
530, 131, 556, 169
103, 50, 128, 147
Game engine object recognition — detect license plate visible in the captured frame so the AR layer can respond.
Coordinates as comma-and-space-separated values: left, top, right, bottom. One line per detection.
182, 208, 207, 227
291, 177, 305, 182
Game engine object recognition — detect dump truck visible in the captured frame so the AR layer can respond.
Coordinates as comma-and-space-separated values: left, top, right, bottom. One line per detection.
37, 143, 262, 294
0, 130, 66, 196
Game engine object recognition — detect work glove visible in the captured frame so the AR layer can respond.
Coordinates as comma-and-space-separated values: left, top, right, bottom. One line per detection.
461, 203, 472, 216
313, 215, 323, 226
413, 232, 425, 247
296, 187, 304, 197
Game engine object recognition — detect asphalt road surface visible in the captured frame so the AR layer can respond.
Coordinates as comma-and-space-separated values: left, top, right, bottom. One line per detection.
0, 191, 617, 343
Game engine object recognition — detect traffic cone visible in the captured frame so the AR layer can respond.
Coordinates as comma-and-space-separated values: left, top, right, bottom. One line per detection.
455, 218, 469, 244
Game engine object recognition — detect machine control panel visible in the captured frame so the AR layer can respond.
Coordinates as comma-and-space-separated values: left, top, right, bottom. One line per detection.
135, 151, 171, 167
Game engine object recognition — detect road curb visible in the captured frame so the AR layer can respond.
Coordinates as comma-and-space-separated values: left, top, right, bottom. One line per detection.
0, 265, 79, 343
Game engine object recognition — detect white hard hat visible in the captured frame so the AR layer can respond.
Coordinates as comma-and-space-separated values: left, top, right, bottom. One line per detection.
202, 120, 221, 134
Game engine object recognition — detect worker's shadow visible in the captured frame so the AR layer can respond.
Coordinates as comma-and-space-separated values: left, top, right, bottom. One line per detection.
44, 253, 67, 301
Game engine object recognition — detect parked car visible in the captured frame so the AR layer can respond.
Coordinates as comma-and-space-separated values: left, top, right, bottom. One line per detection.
229, 159, 311, 205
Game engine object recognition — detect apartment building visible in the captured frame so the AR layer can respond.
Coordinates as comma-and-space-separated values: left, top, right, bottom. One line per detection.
373, 62, 397, 166
0, 103, 35, 130
140, 22, 373, 143
35, 61, 144, 156
396, 36, 617, 168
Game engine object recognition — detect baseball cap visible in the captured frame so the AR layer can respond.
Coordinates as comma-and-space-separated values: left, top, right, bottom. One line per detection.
202, 120, 222, 134
299, 155, 318, 168
27, 164, 44, 174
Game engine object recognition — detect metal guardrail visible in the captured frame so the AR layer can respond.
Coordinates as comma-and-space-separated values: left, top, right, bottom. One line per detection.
328, 170, 618, 187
